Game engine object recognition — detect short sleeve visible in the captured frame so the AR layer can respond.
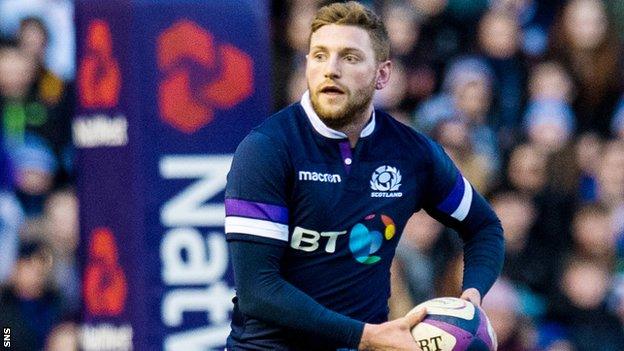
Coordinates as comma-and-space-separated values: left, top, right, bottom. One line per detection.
225, 131, 291, 245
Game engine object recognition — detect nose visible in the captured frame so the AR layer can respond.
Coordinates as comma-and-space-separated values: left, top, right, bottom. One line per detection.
323, 55, 341, 80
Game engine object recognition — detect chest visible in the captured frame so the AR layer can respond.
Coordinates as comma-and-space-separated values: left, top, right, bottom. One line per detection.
289, 156, 427, 229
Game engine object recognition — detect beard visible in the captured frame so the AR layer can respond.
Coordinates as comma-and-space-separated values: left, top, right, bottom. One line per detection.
309, 78, 376, 130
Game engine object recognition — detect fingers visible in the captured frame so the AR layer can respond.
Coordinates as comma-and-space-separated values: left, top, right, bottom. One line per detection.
404, 307, 427, 327
460, 288, 482, 306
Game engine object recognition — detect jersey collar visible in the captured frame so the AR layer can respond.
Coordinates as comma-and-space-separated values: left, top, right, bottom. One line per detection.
300, 90, 376, 139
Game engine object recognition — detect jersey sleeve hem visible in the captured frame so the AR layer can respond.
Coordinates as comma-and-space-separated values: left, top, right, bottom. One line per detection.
226, 232, 288, 247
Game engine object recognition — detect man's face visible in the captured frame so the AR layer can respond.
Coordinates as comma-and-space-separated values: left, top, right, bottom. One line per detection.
19, 23, 48, 62
306, 24, 379, 129
0, 48, 36, 99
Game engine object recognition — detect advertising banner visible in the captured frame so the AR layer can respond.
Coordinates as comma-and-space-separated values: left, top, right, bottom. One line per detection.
75, 1, 270, 349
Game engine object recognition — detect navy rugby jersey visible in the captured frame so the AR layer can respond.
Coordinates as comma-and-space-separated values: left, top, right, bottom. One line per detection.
225, 91, 504, 350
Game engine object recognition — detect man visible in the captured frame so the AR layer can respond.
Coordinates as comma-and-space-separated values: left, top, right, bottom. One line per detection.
225, 2, 504, 350
0, 240, 63, 351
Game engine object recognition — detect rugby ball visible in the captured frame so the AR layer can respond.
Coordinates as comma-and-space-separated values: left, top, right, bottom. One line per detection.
409, 297, 497, 351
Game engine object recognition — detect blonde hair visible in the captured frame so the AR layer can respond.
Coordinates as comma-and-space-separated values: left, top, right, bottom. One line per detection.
310, 1, 390, 62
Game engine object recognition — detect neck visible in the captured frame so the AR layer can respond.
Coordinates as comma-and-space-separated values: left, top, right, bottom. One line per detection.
337, 104, 374, 147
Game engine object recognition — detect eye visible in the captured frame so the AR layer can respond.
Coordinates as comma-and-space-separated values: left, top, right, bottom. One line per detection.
344, 54, 360, 63
313, 52, 327, 61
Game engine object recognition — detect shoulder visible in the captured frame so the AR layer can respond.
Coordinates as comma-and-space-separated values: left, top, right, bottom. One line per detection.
231, 105, 304, 173
374, 110, 438, 163
234, 104, 301, 156
250, 102, 304, 146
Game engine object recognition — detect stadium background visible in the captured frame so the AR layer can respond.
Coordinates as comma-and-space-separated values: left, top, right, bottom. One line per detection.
1, 0, 624, 350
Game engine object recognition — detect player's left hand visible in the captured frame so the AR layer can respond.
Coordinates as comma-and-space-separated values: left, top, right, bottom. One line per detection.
460, 288, 481, 306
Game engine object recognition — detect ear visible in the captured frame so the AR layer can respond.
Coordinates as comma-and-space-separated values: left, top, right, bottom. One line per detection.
375, 60, 392, 90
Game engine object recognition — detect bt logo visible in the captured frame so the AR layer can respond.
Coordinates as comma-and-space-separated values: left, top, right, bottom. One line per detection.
349, 214, 396, 264
290, 227, 347, 253
157, 20, 253, 134
290, 214, 396, 264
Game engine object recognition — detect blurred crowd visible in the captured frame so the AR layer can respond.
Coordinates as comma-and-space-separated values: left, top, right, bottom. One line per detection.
275, 0, 624, 350
2, 0, 624, 350
0, 0, 78, 350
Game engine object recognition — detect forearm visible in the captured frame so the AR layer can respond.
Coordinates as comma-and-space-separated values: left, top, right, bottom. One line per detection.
229, 239, 364, 348
461, 220, 504, 297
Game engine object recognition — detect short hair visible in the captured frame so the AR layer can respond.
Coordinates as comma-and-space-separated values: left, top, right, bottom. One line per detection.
310, 1, 390, 62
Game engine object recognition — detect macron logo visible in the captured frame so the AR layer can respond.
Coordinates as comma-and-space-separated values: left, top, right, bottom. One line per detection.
298, 171, 341, 183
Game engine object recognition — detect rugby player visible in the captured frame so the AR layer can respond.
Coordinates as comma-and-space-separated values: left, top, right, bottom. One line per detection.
225, 2, 504, 350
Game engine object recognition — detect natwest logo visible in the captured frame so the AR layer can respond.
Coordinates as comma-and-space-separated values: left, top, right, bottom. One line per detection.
77, 20, 121, 109
83, 227, 128, 316
157, 20, 253, 134
73, 114, 128, 148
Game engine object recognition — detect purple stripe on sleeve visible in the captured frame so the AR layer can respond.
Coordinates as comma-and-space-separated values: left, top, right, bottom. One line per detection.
225, 198, 289, 224
423, 319, 473, 351
436, 173, 464, 214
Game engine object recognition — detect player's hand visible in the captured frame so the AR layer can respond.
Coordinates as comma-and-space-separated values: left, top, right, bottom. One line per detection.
460, 288, 482, 306
358, 307, 427, 350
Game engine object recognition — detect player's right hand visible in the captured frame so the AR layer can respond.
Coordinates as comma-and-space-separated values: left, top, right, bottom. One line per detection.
358, 307, 427, 350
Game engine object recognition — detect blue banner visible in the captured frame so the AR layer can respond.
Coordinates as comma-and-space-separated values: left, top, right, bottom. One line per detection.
75, 1, 270, 349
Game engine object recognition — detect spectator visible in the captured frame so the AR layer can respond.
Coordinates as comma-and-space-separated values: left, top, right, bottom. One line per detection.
413, 56, 501, 185
523, 99, 576, 154
547, 257, 624, 351
9, 134, 57, 217
383, 2, 421, 58
504, 142, 576, 269
442, 56, 500, 170
17, 17, 73, 184
431, 118, 495, 192
489, 0, 557, 59
0, 41, 70, 185
490, 191, 554, 296
478, 9, 528, 147
0, 240, 63, 351
0, 44, 38, 127
570, 203, 617, 267
505, 143, 548, 196
527, 61, 575, 103
0, 0, 75, 80
549, 0, 623, 135
382, 2, 437, 110
43, 188, 80, 313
